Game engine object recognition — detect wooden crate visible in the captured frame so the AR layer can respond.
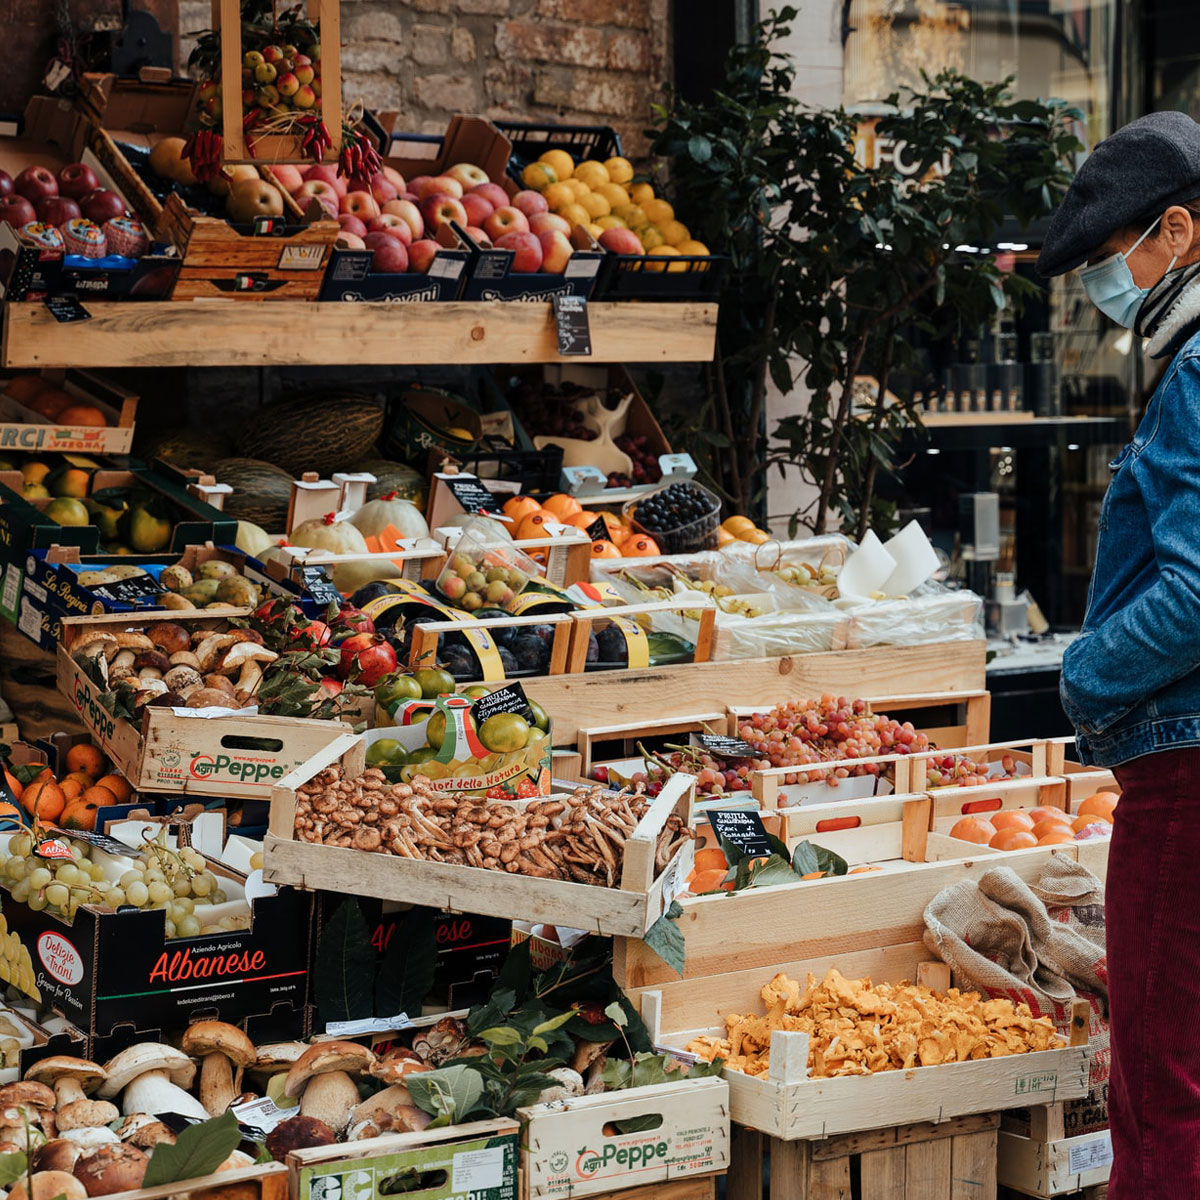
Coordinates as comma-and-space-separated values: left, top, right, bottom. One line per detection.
567, 598, 717, 674
589, 1182, 715, 1200
104, 1164, 288, 1200
55, 610, 353, 798
0, 369, 138, 455
408, 612, 574, 679
629, 947, 1092, 1142
518, 1077, 730, 1200
998, 1110, 1112, 1198
264, 731, 698, 938
576, 711, 730, 779
525, 640, 987, 746
728, 1112, 1000, 1200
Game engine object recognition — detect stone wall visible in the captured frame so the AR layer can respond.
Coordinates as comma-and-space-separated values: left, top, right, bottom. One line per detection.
178, 0, 671, 156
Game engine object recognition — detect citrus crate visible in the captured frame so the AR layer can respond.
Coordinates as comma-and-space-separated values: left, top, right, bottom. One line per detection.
264, 730, 697, 938
0, 369, 137, 455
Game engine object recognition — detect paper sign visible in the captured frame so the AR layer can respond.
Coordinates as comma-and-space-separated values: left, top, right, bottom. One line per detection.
232, 1095, 293, 1134
695, 734, 758, 759
553, 294, 592, 356
443, 475, 504, 516
707, 809, 773, 857
880, 520, 940, 596
1068, 1132, 1113, 1175
325, 1013, 412, 1036
838, 529, 896, 599
452, 1145, 506, 1193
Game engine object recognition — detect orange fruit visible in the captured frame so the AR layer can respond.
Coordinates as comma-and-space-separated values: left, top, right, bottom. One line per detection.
622, 536, 660, 557
949, 816, 996, 844
542, 493, 583, 520
692, 847, 729, 872
591, 539, 622, 559
716, 527, 736, 547
0, 801, 23, 823
94, 773, 132, 803
722, 515, 755, 535
56, 405, 108, 427
1028, 806, 1070, 825
1037, 831, 1076, 846
515, 512, 552, 541
66, 744, 104, 778
502, 495, 542, 523
1031, 817, 1073, 842
61, 801, 99, 832
2, 769, 23, 802
81, 785, 117, 809
62, 771, 95, 791
688, 868, 731, 893
1078, 792, 1119, 821
58, 779, 84, 803
28, 389, 73, 420
741, 530, 771, 545
990, 829, 1038, 851
1073, 812, 1111, 834
24, 780, 65, 824
991, 810, 1035, 833
565, 512, 601, 530
5, 375, 47, 405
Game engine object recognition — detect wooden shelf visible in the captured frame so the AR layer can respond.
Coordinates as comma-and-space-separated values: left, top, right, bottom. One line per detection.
1, 300, 718, 369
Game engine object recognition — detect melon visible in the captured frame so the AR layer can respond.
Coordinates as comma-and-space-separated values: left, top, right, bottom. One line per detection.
234, 520, 274, 558
289, 514, 370, 556
440, 513, 514, 542
238, 393, 385, 475
350, 496, 429, 541
213, 458, 294, 532
140, 428, 232, 468
349, 459, 426, 507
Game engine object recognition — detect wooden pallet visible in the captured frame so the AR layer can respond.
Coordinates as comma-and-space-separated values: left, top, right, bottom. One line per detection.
728, 1112, 1000, 1200
998, 1099, 1112, 1198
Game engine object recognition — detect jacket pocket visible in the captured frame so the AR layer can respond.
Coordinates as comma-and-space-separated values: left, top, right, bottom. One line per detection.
1109, 444, 1134, 471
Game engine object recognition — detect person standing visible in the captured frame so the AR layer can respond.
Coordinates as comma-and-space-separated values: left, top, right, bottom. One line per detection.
1038, 110, 1200, 1197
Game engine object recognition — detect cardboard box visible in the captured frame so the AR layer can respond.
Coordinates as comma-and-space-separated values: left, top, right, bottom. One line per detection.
0, 370, 138, 456
317, 244, 469, 303
448, 222, 603, 304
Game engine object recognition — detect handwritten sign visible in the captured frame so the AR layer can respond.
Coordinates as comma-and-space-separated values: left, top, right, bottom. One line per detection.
707, 809, 773, 857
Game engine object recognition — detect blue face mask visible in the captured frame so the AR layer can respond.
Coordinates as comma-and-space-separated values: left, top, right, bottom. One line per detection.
1079, 216, 1177, 327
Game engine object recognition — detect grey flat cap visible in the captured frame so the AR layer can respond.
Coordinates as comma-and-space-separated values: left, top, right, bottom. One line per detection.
1037, 111, 1200, 278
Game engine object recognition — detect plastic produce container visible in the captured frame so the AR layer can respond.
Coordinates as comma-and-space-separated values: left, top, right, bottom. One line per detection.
624, 480, 722, 555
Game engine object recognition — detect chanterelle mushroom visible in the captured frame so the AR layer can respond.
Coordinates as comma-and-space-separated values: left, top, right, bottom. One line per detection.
181, 1021, 256, 1116
25, 1057, 106, 1110
98, 1044, 207, 1120
283, 1041, 374, 1133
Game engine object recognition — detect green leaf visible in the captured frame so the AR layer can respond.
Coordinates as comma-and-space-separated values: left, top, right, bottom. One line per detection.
143, 1112, 241, 1187
531, 1010, 578, 1037
791, 840, 848, 878
494, 939, 532, 1003
688, 134, 713, 163
407, 1064, 487, 1124
477, 1025, 523, 1046
0, 1153, 26, 1189
643, 912, 685, 976
313, 899, 376, 1023
615, 1113, 665, 1134
604, 1001, 629, 1028
747, 855, 801, 888
375, 906, 436, 1020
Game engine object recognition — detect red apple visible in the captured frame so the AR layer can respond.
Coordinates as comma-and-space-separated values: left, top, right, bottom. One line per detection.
407, 175, 432, 198
80, 189, 126, 225
268, 163, 304, 193
303, 163, 347, 196
460, 193, 495, 226
0, 170, 12, 198
15, 166, 57, 203
0, 195, 36, 227
367, 213, 412, 244
364, 231, 409, 274
337, 632, 397, 685
420, 193, 467, 233
512, 189, 549, 218
483, 205, 529, 241
336, 231, 367, 250
382, 199, 423, 240
538, 229, 574, 273
341, 190, 381, 220
446, 163, 490, 191
36, 196, 80, 226
496, 230, 543, 273
599, 227, 644, 255
294, 178, 339, 213
338, 213, 368, 238
382, 165, 406, 193
417, 175, 463, 201
351, 173, 397, 205
57, 163, 99, 201
465, 227, 493, 247
408, 239, 439, 274
529, 211, 572, 237
470, 182, 509, 210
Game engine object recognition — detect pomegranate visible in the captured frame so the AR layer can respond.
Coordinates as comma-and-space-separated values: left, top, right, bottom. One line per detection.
318, 676, 344, 699
291, 619, 333, 649
337, 633, 397, 686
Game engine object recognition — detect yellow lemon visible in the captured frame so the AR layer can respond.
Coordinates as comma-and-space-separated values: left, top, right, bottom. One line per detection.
565, 178, 591, 200
629, 181, 655, 206
538, 149, 574, 180
557, 202, 591, 228
542, 181, 575, 211
644, 245, 685, 273
722, 515, 756, 535
614, 203, 647, 228
642, 197, 674, 225
21, 461, 51, 487
604, 156, 634, 184
580, 191, 611, 218
584, 222, 605, 240
597, 181, 630, 209
595, 214, 627, 230
638, 225, 666, 250
574, 160, 610, 189
521, 161, 556, 191
677, 238, 711, 256
658, 219, 690, 246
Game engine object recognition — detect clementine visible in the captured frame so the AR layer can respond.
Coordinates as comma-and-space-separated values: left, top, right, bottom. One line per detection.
949, 816, 997, 844
61, 801, 99, 832
24, 780, 65, 823
990, 829, 1037, 851
94, 774, 132, 803
65, 744, 104, 777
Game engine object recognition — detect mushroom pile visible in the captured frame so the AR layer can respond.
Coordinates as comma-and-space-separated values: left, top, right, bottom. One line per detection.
70, 623, 278, 711
294, 772, 694, 885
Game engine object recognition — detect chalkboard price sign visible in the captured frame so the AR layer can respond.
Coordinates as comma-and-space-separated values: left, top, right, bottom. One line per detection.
696, 734, 759, 759
45, 294, 92, 323
707, 808, 774, 858
443, 475, 505, 516
553, 294, 592, 357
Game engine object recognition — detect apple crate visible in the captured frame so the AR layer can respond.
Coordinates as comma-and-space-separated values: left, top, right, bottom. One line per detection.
264, 730, 698, 938
54, 609, 354, 798
0, 369, 137, 455
449, 221, 604, 303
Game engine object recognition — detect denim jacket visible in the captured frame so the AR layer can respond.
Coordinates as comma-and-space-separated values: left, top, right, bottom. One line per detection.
1061, 326, 1200, 765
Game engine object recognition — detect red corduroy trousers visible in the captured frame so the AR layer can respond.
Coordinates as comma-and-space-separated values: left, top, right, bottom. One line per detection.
1109, 747, 1200, 1197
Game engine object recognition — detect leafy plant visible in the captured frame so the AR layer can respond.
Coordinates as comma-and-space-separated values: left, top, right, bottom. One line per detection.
143, 1110, 242, 1187
694, 829, 848, 895
650, 7, 1082, 537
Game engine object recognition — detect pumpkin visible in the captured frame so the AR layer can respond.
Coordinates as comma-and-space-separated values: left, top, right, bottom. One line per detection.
235, 520, 274, 558
350, 494, 429, 541
289, 513, 370, 557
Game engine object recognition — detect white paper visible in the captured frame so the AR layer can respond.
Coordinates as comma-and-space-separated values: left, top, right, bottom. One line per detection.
1068, 1132, 1113, 1175
232, 1096, 293, 1133
244, 869, 276, 902
451, 1146, 505, 1193
324, 1013, 412, 1036
169, 705, 257, 719
191, 813, 224, 859
880, 520, 940, 596
837, 530, 896, 599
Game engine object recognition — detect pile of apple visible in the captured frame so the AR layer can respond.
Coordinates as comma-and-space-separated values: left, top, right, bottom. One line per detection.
271, 159, 574, 276
0, 162, 129, 239
520, 149, 711, 271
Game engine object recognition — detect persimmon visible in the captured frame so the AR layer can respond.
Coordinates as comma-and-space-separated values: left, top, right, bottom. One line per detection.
990, 829, 1038, 851
65, 744, 104, 778
800, 871, 826, 880
1032, 817, 1073, 842
1028, 806, 1071, 825
849, 865, 883, 874
991, 810, 1035, 833
1038, 831, 1076, 846
688, 868, 731, 893
23, 780, 65, 823
94, 774, 132, 803
692, 848, 729, 873
1078, 792, 1119, 822
1073, 813, 1112, 834
949, 816, 997, 844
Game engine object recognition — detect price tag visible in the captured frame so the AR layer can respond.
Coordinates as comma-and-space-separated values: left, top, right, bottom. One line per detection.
707, 809, 774, 857
325, 1012, 412, 1036
1068, 1132, 1112, 1175
695, 734, 758, 759
299, 565, 342, 609
471, 682, 532, 724
44, 295, 91, 323
231, 1096, 293, 1134
585, 516, 610, 542
553, 294, 592, 356
443, 475, 504, 516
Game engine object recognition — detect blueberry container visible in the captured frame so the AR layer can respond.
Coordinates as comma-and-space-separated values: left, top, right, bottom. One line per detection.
623, 480, 722, 555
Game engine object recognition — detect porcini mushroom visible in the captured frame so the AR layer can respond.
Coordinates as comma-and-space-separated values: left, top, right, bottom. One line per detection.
56, 1098, 119, 1132
73, 1143, 148, 1197
57, 1129, 117, 1151
264, 1115, 336, 1162
413, 1017, 468, 1065
108, 650, 137, 682
218, 642, 277, 698
115, 1115, 175, 1150
150, 623, 191, 656
31, 1140, 81, 1174
369, 1050, 432, 1088
346, 1085, 433, 1140
98, 1044, 207, 1120
194, 634, 237, 673
186, 688, 241, 710
283, 1041, 374, 1134
180, 1022, 256, 1116
8, 1169, 87, 1200
24, 1058, 105, 1112
163, 666, 203, 697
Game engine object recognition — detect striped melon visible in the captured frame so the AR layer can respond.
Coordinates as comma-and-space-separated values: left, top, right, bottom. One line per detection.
348, 459, 426, 507
212, 458, 294, 533
237, 392, 385, 475
139, 428, 232, 468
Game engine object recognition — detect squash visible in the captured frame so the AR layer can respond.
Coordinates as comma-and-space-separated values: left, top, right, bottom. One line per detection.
328, 558, 404, 594
350, 495, 429, 541
213, 458, 295, 532
234, 520, 274, 558
238, 393, 385, 475
289, 513, 370, 556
